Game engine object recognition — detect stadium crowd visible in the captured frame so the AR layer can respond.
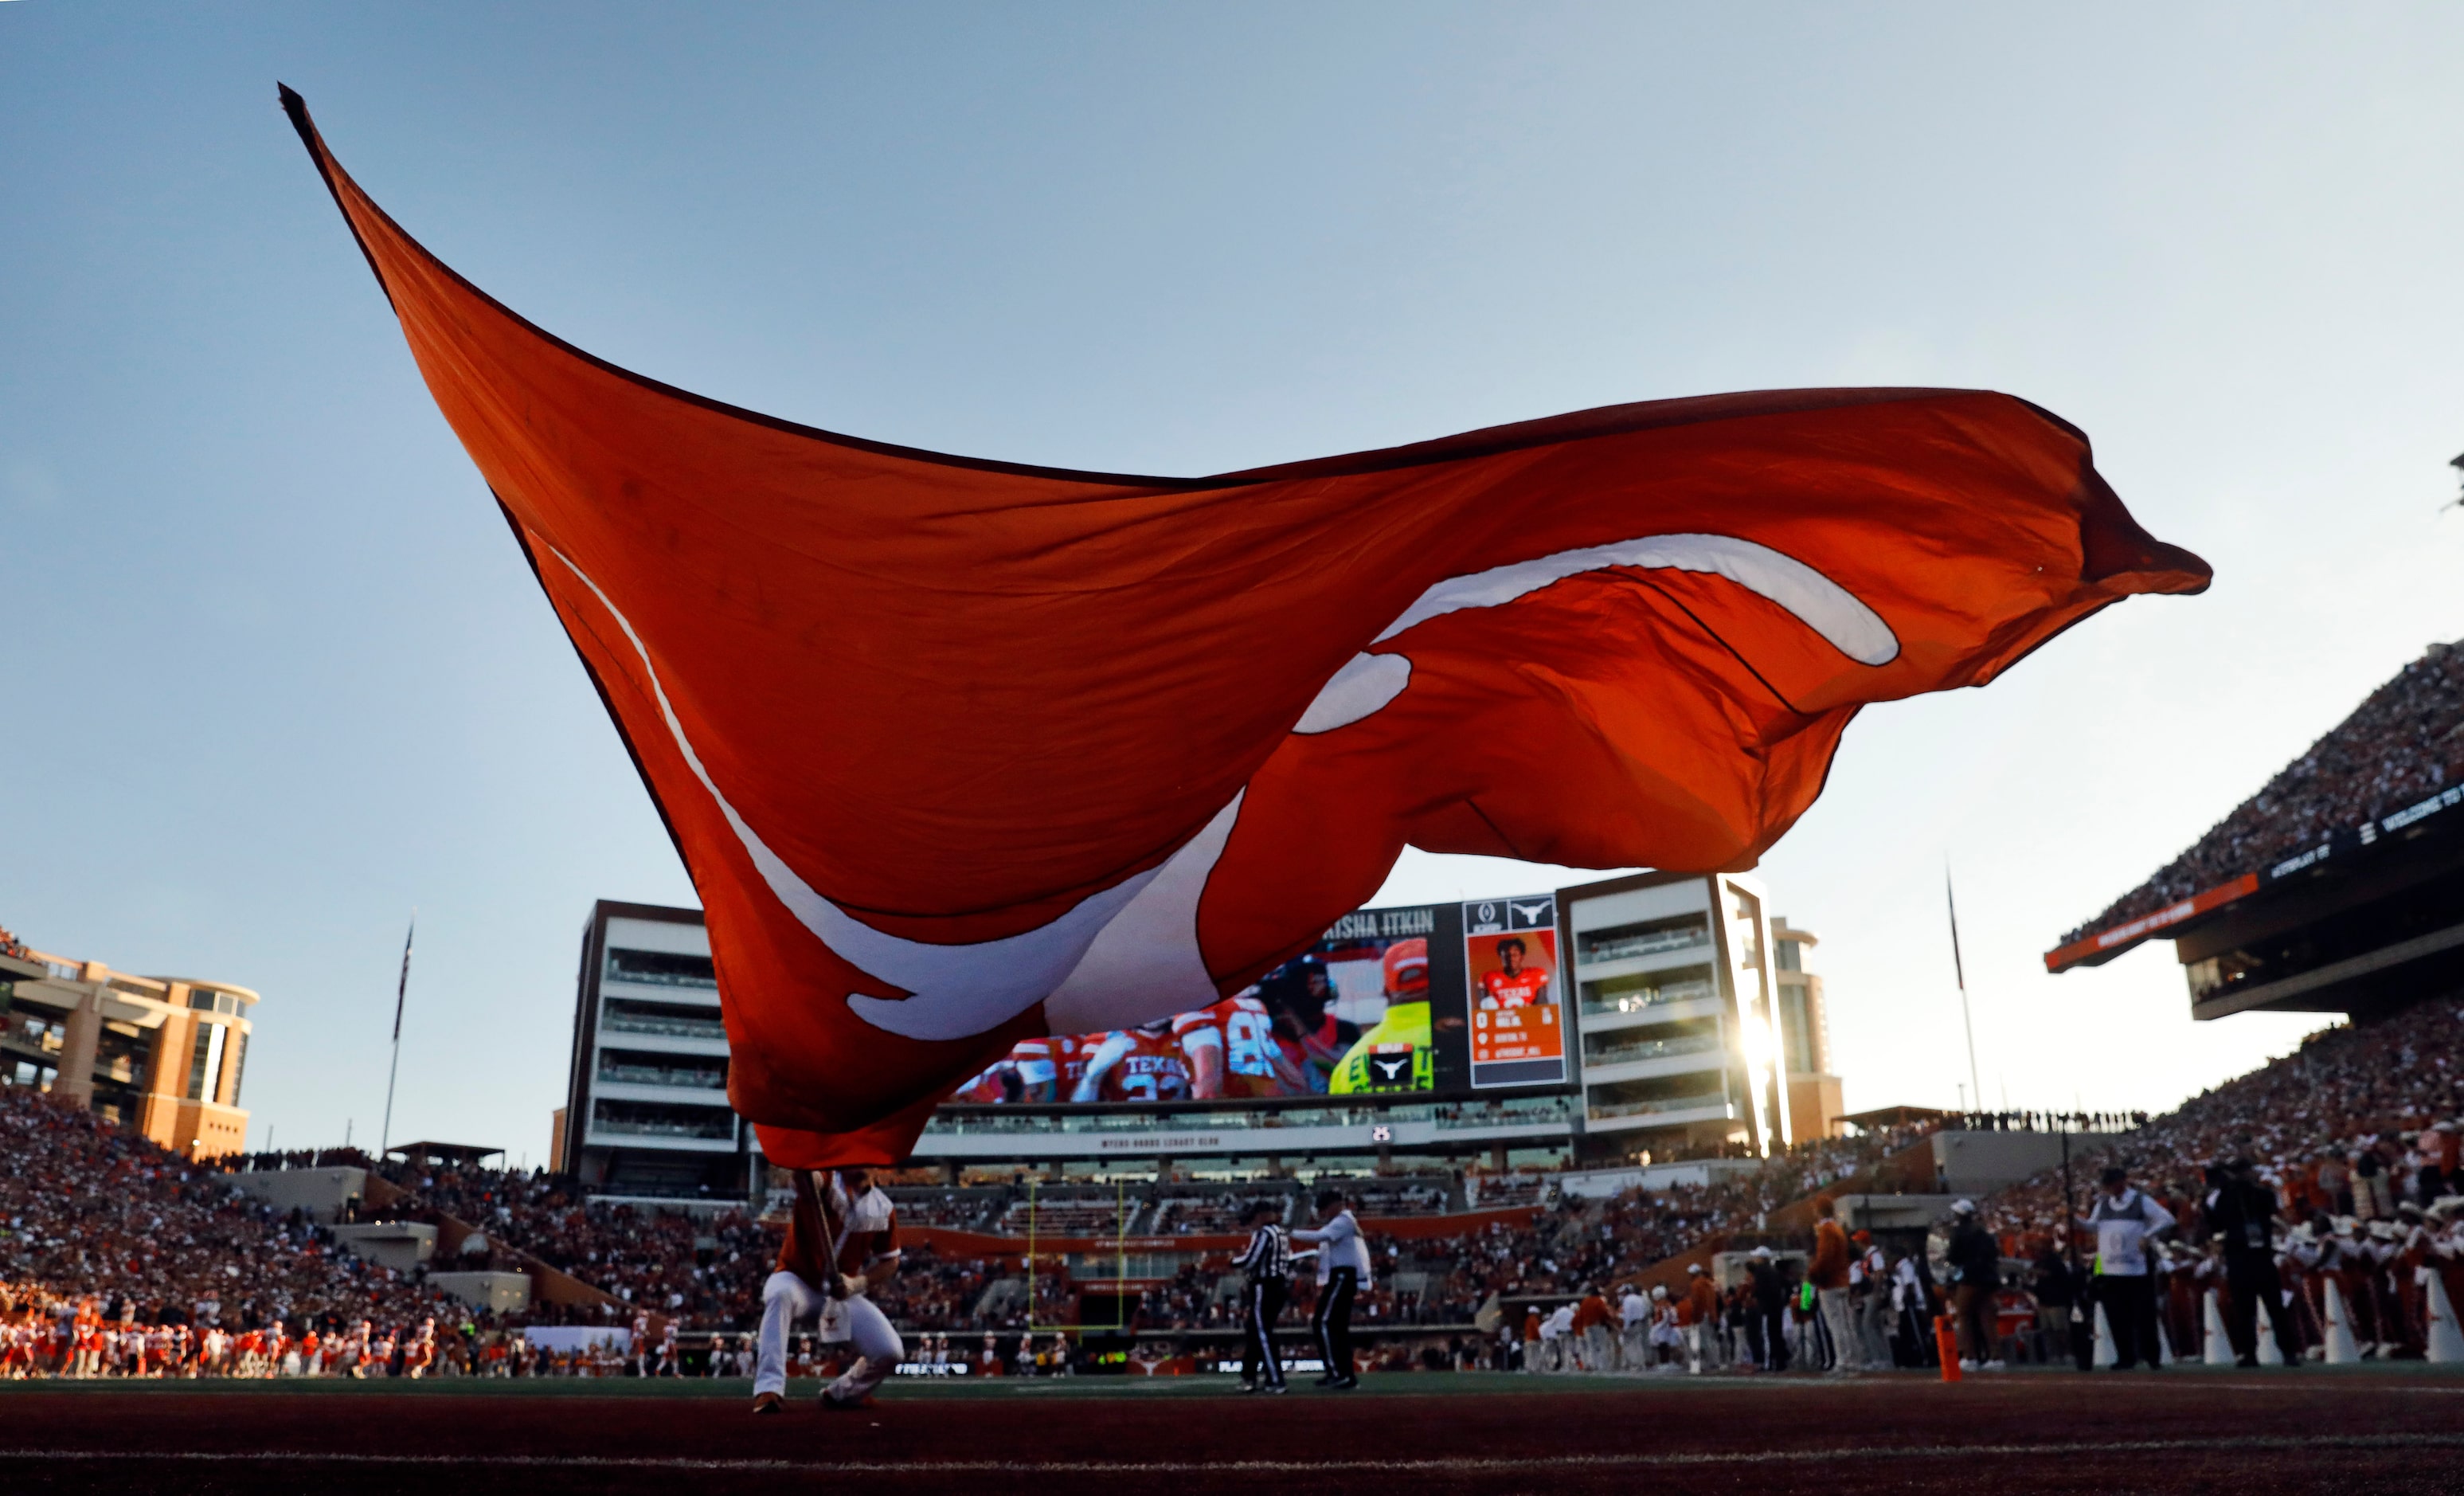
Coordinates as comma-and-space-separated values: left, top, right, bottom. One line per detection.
362, 1158, 775, 1326
1969, 994, 2464, 1366
2068, 639, 2464, 941
13, 986, 2464, 1376
0, 1086, 475, 1377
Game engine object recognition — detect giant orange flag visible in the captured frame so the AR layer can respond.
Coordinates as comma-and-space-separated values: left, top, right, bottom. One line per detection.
284, 88, 2208, 1165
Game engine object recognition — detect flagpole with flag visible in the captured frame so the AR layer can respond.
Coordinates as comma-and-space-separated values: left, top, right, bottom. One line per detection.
379, 914, 414, 1161
1946, 869, 1982, 1118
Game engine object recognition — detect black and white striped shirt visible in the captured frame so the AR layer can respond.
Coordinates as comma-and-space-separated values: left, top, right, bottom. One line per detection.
1236, 1222, 1292, 1282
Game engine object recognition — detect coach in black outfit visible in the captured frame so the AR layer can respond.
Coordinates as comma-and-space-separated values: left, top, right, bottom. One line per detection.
1235, 1200, 1292, 1392
1294, 1189, 1365, 1388
2207, 1156, 2298, 1368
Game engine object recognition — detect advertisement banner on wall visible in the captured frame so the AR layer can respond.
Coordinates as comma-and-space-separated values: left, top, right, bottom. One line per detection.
1464, 894, 1568, 1089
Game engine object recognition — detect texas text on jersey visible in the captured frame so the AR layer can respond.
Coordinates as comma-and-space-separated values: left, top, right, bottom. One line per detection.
1479, 966, 1550, 1009
1097, 1027, 1194, 1102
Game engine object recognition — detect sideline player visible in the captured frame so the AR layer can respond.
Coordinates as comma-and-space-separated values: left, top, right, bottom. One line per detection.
753, 1165, 905, 1413
1476, 936, 1551, 1010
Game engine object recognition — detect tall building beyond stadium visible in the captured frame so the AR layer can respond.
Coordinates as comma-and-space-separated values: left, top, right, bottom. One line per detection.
2047, 638, 2464, 1021
0, 939, 257, 1158
555, 874, 1845, 1199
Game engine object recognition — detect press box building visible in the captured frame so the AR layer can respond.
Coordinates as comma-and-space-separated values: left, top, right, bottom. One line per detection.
555, 879, 1846, 1185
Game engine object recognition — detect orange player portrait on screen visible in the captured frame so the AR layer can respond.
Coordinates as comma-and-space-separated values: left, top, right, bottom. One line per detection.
1476, 935, 1551, 1010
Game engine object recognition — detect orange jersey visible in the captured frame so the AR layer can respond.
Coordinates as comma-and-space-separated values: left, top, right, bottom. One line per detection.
951, 1058, 1015, 1104
1011, 1035, 1091, 1097
1097, 1028, 1192, 1102
1173, 997, 1282, 1098
1480, 966, 1550, 1008
1683, 1277, 1718, 1326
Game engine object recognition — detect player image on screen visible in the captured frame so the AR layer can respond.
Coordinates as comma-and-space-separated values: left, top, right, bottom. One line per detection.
1070, 1020, 1195, 1103
940, 907, 1450, 1106
1175, 993, 1283, 1100
1258, 959, 1355, 1095
1329, 938, 1434, 1095
948, 1057, 1022, 1104
1476, 936, 1551, 1010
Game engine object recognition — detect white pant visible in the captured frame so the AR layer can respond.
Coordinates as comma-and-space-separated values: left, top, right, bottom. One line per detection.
1820, 1286, 1859, 1370
756, 1271, 902, 1402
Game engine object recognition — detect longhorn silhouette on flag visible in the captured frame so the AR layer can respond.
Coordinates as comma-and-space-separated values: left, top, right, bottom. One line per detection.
281, 88, 2208, 1166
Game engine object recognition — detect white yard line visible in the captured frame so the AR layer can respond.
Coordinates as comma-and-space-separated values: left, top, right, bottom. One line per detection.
2, 1432, 2462, 1474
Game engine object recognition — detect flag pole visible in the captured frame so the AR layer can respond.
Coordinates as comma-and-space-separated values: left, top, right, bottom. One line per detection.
1946, 868, 1982, 1119
379, 914, 414, 1161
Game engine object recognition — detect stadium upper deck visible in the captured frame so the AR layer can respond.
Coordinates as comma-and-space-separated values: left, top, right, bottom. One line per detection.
2047, 639, 2464, 1019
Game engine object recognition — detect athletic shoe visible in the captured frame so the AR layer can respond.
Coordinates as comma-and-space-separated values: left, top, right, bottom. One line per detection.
1264, 1383, 1286, 1394
1984, 1360, 2005, 1371
1330, 1374, 1359, 1390
819, 1390, 875, 1412
1958, 1359, 1977, 1372
750, 1392, 784, 1416
1238, 1380, 1261, 1394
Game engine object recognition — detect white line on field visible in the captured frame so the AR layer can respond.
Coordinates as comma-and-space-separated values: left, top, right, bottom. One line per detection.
2, 1432, 2462, 1474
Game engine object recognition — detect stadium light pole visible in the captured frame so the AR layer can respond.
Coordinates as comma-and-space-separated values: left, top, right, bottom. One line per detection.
1945, 869, 1983, 1118
379, 914, 414, 1161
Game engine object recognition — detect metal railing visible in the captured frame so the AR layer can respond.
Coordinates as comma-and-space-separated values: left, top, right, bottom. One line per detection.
602, 1014, 726, 1040
596, 1063, 725, 1091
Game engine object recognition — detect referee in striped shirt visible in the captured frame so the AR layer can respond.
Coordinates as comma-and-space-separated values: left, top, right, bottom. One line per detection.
1235, 1201, 1292, 1393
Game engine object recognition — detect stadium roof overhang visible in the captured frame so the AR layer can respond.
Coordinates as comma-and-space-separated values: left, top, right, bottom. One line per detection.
1835, 1105, 1954, 1129
2045, 780, 2464, 976
387, 1141, 506, 1165
2049, 788, 2464, 1023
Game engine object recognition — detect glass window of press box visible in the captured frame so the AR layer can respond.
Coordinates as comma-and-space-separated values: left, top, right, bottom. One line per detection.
605, 947, 718, 990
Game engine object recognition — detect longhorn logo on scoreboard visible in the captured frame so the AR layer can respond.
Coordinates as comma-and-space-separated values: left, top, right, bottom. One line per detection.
1464, 895, 1567, 1089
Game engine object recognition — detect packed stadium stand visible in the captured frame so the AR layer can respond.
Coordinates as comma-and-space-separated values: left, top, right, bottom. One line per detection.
879, 1187, 1006, 1232
993, 1195, 1125, 1239
0, 1087, 460, 1350
1989, 997, 2464, 1240
2063, 640, 2464, 944
1464, 1174, 1547, 1208
1148, 1192, 1291, 1235
1966, 998, 2464, 1363
23, 996, 2459, 1377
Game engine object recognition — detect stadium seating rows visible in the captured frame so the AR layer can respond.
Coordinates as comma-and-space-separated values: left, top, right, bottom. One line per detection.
16, 996, 2459, 1354
0, 1088, 457, 1336
2067, 640, 2464, 942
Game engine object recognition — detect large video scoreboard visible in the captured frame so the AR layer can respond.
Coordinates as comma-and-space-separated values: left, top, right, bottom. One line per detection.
945, 896, 1574, 1111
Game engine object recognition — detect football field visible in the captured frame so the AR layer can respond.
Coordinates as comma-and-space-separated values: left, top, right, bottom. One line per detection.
5, 1367, 2462, 1494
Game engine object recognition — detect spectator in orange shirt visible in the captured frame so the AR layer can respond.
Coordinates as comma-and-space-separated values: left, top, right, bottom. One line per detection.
1809, 1196, 1855, 1371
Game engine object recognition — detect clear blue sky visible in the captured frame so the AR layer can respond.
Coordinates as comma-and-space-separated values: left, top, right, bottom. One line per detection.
7, 3, 2462, 1159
